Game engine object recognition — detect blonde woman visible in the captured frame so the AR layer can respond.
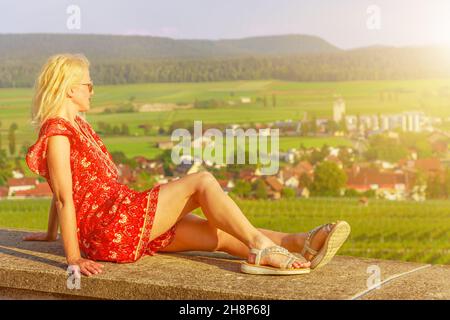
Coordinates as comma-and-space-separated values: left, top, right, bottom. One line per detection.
23, 53, 351, 277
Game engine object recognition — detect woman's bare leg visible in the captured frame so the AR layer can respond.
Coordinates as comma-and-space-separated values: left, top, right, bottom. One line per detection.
159, 213, 329, 261
150, 172, 310, 269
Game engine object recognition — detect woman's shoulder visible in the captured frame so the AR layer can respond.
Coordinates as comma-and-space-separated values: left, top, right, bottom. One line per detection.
40, 116, 75, 133
36, 117, 77, 145
40, 116, 69, 128
26, 117, 76, 179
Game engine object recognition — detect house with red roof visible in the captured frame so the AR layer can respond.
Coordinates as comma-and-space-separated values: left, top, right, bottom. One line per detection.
430, 140, 448, 154
264, 176, 284, 199
398, 158, 443, 177
7, 177, 40, 197
14, 182, 53, 198
346, 166, 411, 200
239, 168, 258, 183
279, 161, 314, 181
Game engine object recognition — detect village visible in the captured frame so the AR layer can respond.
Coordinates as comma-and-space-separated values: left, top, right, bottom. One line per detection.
1, 146, 447, 202
1, 98, 449, 202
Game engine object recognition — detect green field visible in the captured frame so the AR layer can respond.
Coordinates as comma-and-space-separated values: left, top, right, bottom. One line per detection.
1, 79, 450, 159
101, 135, 352, 160
1, 197, 449, 265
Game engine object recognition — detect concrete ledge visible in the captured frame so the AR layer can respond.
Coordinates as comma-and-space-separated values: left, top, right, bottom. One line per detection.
0, 228, 449, 300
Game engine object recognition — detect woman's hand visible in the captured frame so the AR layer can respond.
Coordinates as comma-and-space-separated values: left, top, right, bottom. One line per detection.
22, 232, 58, 241
68, 257, 104, 277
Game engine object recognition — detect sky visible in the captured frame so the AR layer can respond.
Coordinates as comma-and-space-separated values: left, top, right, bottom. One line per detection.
1, 0, 450, 49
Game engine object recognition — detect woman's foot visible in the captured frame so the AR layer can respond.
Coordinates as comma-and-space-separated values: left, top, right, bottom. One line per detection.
293, 223, 335, 261
247, 236, 311, 269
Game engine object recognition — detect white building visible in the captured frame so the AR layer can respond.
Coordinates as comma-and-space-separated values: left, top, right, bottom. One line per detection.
380, 112, 425, 132
333, 98, 346, 123
381, 116, 390, 131
345, 115, 358, 131
359, 115, 380, 131
402, 112, 422, 132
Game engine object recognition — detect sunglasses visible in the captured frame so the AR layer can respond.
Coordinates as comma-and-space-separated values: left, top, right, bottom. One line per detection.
80, 82, 94, 93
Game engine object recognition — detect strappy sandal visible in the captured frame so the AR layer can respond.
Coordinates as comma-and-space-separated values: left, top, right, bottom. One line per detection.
240, 245, 310, 275
298, 220, 351, 269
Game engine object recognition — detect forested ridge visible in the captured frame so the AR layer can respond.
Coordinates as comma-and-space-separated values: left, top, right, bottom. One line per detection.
1, 33, 449, 87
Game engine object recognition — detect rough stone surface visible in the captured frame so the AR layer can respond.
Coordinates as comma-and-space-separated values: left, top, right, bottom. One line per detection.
0, 228, 448, 300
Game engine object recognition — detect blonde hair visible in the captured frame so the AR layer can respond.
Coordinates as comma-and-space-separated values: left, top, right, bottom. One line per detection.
30, 53, 90, 132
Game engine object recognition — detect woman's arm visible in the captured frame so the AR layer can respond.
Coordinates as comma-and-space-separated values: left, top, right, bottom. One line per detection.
47, 195, 59, 239
46, 135, 104, 276
22, 196, 59, 241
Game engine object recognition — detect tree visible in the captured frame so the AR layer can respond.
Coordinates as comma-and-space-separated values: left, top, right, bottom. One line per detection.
445, 169, 450, 198
0, 149, 12, 186
309, 145, 329, 165
131, 171, 157, 192
311, 161, 347, 197
344, 189, 359, 197
8, 123, 18, 156
112, 125, 121, 135
155, 149, 175, 176
339, 118, 348, 133
253, 179, 268, 199
298, 173, 312, 189
169, 120, 193, 134
232, 179, 252, 198
139, 123, 152, 136
300, 121, 310, 136
426, 175, 443, 199
311, 115, 317, 134
98, 122, 112, 134
110, 151, 127, 165
281, 187, 296, 198
399, 132, 432, 158
326, 120, 339, 134
365, 135, 408, 162
19, 142, 31, 158
3, 45, 450, 87
121, 123, 130, 135
338, 147, 353, 168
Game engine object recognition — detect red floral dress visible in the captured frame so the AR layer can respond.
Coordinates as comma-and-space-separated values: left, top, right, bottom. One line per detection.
26, 115, 178, 263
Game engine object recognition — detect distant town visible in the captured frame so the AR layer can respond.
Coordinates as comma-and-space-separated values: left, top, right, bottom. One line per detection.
1, 98, 449, 202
